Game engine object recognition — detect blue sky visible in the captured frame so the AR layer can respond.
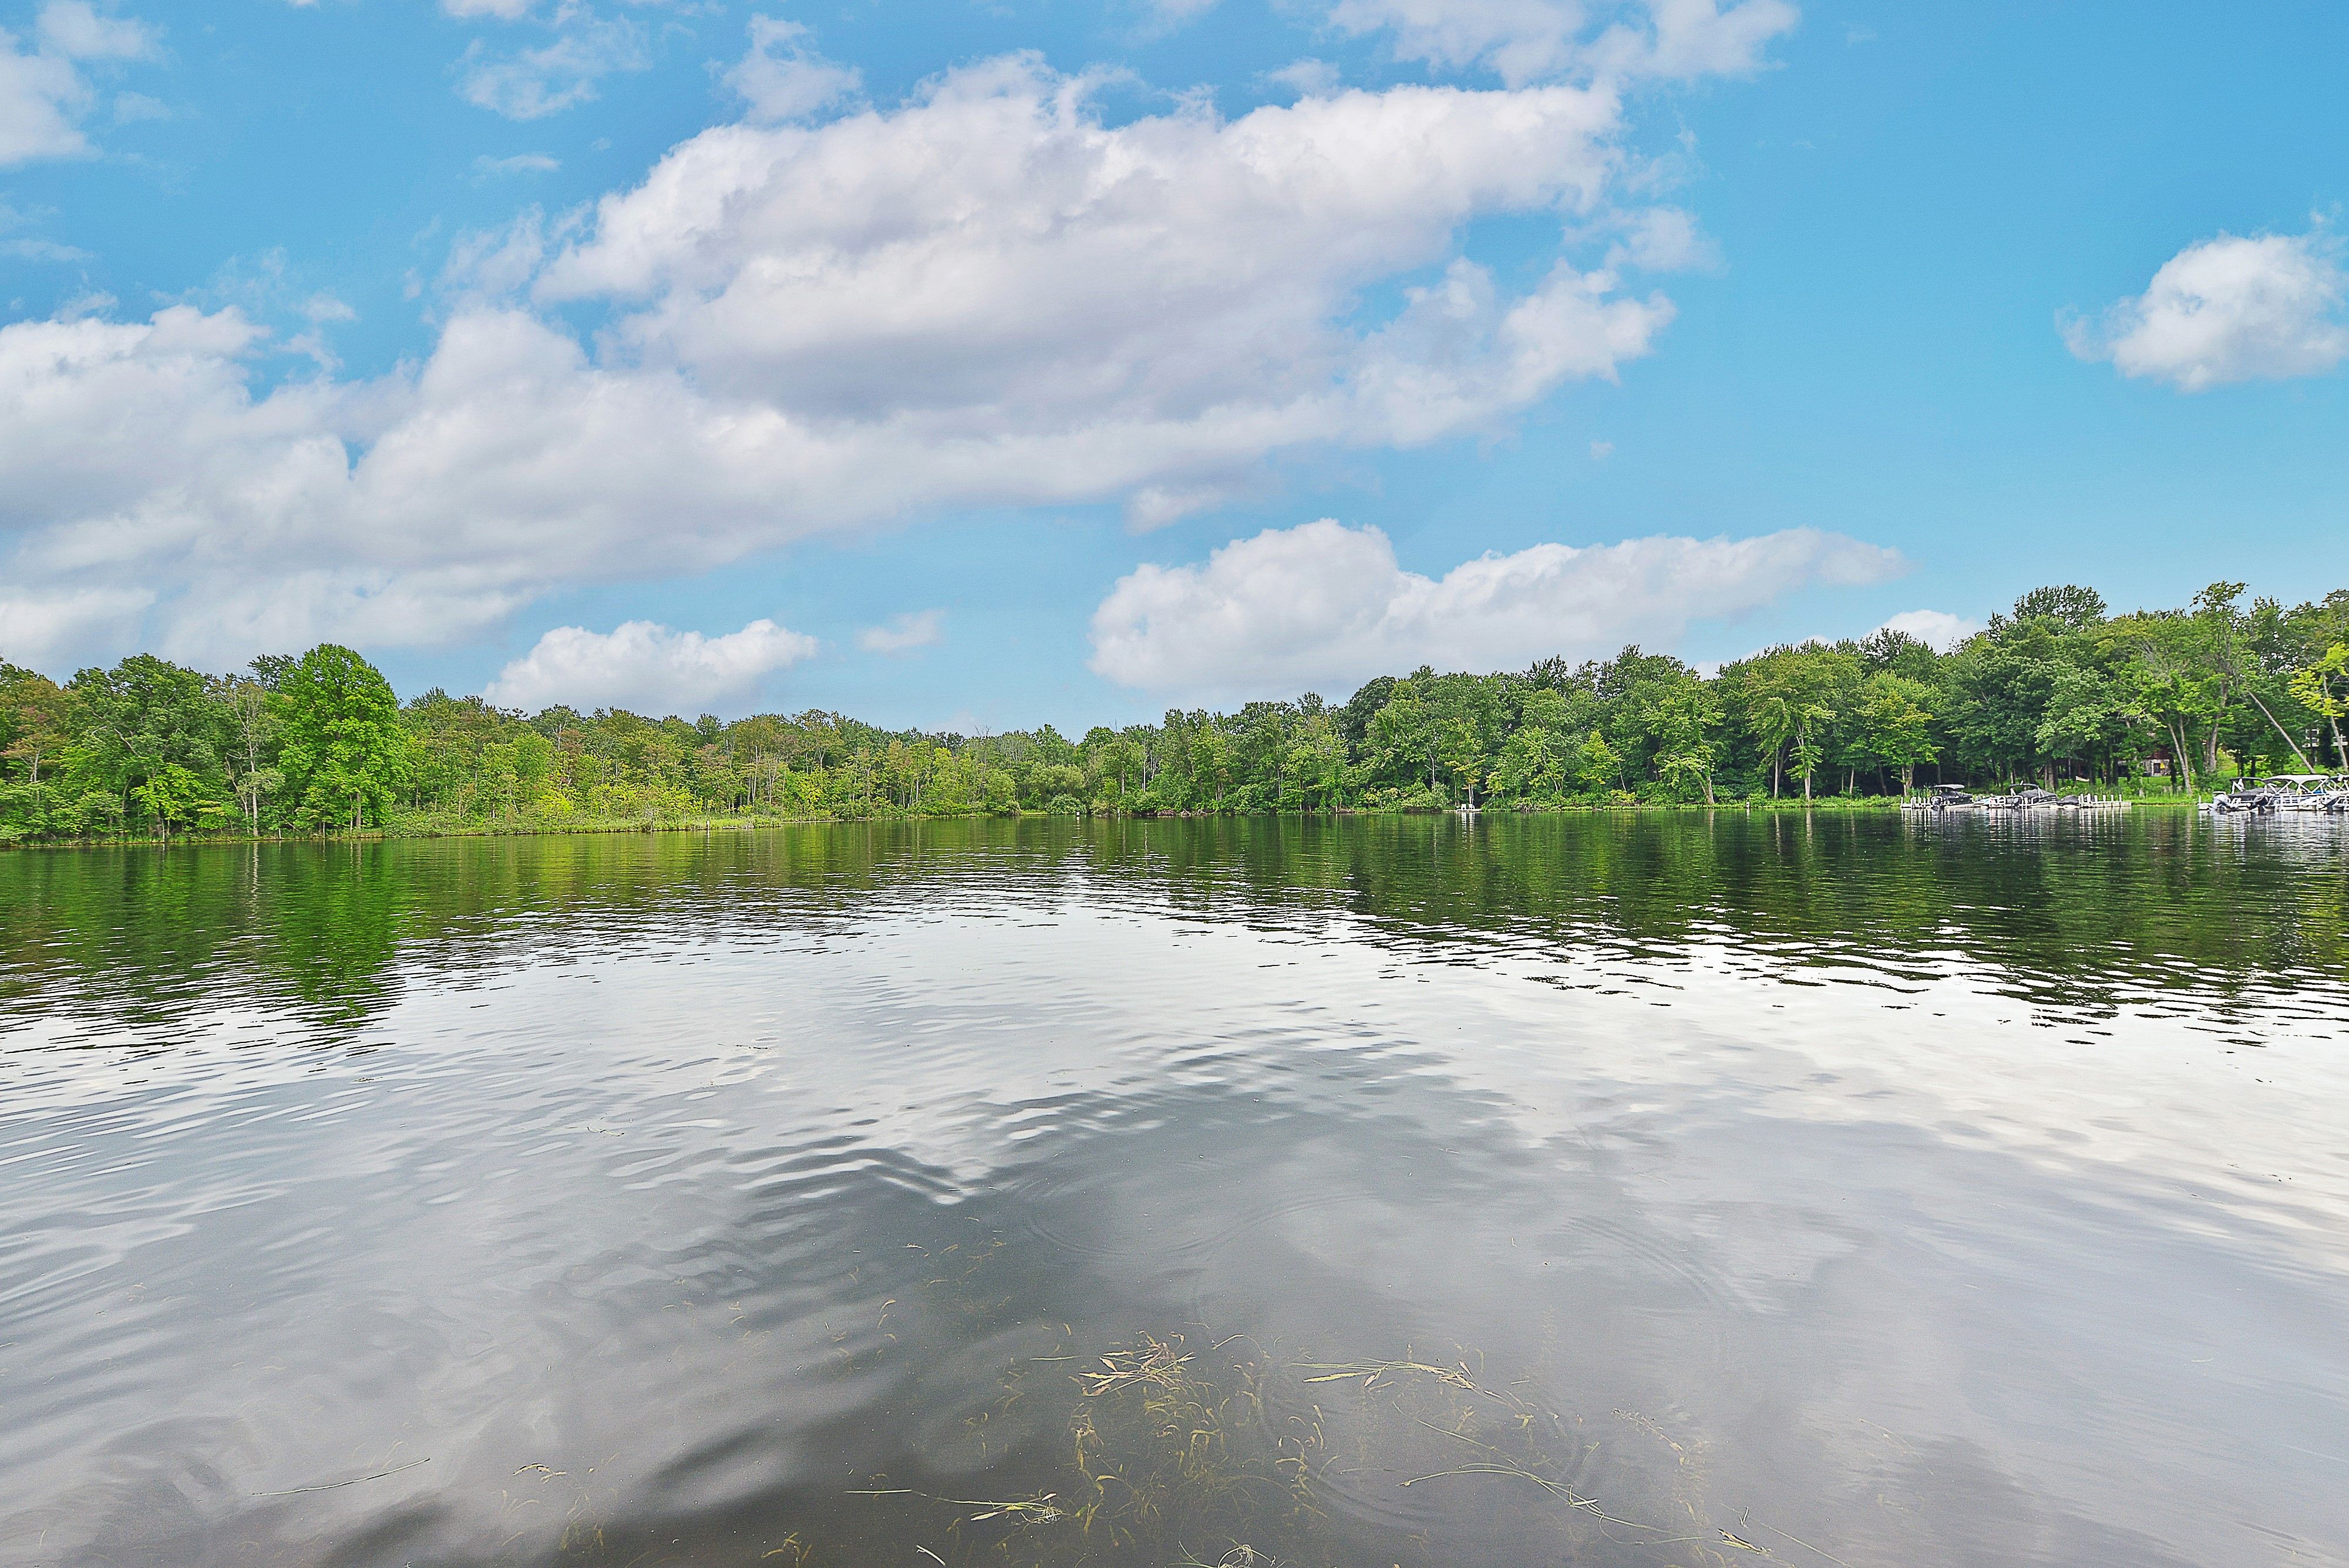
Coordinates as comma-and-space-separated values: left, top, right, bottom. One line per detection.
2, 0, 2344, 730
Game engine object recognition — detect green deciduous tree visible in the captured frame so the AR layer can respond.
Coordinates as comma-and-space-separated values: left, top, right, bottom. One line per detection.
2289, 642, 2349, 763
1489, 691, 1573, 803
1642, 681, 1722, 805
1857, 672, 1938, 793
62, 655, 233, 835
277, 645, 409, 831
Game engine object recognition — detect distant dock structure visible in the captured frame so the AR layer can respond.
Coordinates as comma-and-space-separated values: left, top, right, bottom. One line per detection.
1902, 784, 2132, 813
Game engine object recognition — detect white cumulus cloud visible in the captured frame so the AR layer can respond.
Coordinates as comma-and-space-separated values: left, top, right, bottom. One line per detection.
483, 618, 818, 715
1604, 204, 1718, 273
1875, 609, 1977, 652
1266, 58, 1341, 97
1631, 0, 1802, 79
534, 57, 1652, 431
857, 609, 945, 655
0, 39, 88, 164
1, 7, 1816, 675
1, 2, 158, 166
2065, 229, 2349, 392
728, 16, 861, 123
0, 584, 154, 668
1327, 0, 1797, 88
473, 151, 559, 177
0, 42, 1704, 668
1088, 519, 1904, 699
456, 12, 647, 120
35, 1, 156, 61
1145, 0, 1223, 25
1, 234, 90, 261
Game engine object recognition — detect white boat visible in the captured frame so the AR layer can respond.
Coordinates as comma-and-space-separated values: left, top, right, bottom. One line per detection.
1904, 784, 1975, 812
2207, 776, 2348, 815
2263, 774, 2347, 812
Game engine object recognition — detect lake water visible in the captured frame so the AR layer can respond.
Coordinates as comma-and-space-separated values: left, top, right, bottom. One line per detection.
4, 813, 2346, 1568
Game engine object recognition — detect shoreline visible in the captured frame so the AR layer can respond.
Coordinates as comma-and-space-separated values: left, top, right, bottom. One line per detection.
0, 793, 2210, 850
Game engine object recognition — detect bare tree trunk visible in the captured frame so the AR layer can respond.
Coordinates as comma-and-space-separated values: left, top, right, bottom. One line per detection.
2243, 688, 2316, 770
2204, 678, 2232, 777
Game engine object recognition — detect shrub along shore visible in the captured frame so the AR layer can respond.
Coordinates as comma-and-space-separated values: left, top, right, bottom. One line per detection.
4, 580, 2342, 846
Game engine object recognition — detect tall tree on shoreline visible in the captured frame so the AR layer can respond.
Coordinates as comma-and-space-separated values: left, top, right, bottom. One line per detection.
277, 647, 409, 832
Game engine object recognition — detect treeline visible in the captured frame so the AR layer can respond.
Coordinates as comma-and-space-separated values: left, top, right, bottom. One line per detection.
3, 581, 2345, 842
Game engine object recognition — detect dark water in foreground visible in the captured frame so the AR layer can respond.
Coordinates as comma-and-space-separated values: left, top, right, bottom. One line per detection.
4, 813, 2347, 1568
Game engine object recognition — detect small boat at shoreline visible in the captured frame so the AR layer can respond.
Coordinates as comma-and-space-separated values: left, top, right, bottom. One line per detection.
1903, 785, 1975, 812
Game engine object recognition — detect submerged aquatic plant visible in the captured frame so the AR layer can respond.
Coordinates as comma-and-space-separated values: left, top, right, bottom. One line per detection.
847, 1488, 1066, 1525
842, 1327, 1814, 1567
1064, 1334, 1320, 1554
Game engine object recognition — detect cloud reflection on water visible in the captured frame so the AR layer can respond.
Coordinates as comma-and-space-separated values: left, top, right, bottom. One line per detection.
2, 815, 2344, 1566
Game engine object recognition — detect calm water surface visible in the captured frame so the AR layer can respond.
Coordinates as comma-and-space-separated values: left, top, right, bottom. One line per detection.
3, 814, 2347, 1567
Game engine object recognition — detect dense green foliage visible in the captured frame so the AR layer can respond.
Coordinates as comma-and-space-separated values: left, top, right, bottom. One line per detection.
4, 581, 2345, 841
